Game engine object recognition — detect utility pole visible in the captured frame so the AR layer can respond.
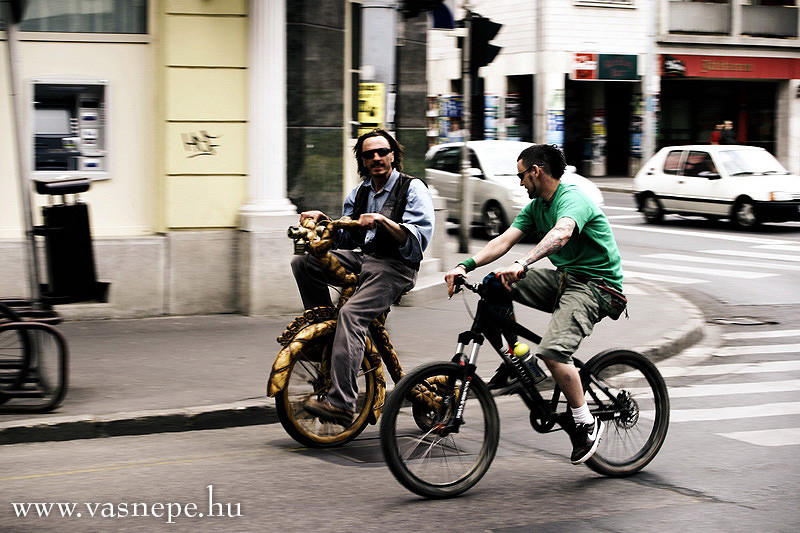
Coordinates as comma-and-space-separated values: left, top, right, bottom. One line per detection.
3, 0, 42, 306
458, 5, 472, 254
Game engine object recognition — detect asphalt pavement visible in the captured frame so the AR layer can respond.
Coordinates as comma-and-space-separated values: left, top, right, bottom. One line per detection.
1, 176, 706, 446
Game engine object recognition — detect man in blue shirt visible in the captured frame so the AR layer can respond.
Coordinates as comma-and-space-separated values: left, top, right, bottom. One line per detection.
292, 129, 435, 425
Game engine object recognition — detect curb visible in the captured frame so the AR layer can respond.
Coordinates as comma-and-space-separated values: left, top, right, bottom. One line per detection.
0, 399, 278, 446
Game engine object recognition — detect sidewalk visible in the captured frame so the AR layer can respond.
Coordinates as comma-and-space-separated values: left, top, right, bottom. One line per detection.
0, 178, 701, 445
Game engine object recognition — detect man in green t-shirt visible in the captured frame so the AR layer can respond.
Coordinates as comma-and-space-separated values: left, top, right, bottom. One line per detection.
444, 144, 626, 465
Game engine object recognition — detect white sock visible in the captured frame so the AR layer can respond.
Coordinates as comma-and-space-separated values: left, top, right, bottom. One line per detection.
572, 403, 594, 426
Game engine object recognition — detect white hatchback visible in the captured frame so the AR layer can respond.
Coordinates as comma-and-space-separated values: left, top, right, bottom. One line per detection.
633, 145, 800, 229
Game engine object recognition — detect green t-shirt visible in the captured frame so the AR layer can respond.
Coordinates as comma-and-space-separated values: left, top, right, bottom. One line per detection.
511, 182, 624, 291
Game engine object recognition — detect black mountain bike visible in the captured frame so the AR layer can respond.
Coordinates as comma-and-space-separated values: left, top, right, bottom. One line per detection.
379, 276, 670, 499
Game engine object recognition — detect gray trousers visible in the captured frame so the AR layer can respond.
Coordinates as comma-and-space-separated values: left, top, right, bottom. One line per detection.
291, 250, 417, 412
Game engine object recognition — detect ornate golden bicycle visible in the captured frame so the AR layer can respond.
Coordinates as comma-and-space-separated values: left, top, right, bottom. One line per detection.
267, 217, 435, 447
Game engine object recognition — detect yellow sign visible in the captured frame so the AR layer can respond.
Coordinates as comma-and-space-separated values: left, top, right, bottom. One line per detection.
358, 82, 385, 135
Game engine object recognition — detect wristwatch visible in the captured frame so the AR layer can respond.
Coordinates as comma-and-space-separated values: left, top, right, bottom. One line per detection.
513, 259, 529, 273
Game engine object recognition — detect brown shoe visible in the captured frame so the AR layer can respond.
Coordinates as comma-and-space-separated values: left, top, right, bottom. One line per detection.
303, 398, 355, 426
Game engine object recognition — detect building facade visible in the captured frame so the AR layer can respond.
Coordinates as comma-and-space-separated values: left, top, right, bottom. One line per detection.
427, 0, 800, 177
0, 0, 432, 318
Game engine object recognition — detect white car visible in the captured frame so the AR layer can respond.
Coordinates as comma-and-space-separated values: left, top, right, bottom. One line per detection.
424, 140, 604, 237
633, 145, 800, 229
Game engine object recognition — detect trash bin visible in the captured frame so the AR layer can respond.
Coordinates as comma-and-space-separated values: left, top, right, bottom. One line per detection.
33, 177, 108, 304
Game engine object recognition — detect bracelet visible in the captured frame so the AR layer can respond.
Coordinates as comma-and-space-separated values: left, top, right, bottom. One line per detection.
457, 258, 476, 272
514, 259, 529, 273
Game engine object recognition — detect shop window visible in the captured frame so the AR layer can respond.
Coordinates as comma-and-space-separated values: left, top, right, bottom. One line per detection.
1, 0, 147, 33
33, 80, 108, 177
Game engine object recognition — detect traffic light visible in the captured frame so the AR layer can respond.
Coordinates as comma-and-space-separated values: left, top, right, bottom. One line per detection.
400, 0, 443, 19
470, 15, 502, 71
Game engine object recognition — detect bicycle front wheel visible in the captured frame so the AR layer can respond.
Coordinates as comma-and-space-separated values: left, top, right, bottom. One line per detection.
274, 332, 376, 448
380, 362, 499, 499
581, 349, 670, 477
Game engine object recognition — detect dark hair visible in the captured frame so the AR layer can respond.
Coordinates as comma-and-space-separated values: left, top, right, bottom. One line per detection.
353, 128, 404, 179
517, 144, 567, 179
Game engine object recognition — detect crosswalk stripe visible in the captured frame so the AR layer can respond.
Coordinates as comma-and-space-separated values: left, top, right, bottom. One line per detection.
754, 244, 800, 252
658, 360, 800, 378
603, 206, 637, 212
705, 249, 800, 262
718, 428, 800, 447
656, 402, 800, 422
722, 329, 800, 340
644, 253, 800, 272
610, 224, 787, 244
622, 259, 776, 279
667, 379, 800, 398
715, 343, 800, 356
623, 270, 705, 285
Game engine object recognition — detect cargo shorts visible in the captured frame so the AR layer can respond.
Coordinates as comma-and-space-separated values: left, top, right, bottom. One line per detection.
510, 268, 603, 365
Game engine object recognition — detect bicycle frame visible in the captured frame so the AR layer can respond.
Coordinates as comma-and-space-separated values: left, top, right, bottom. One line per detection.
450, 279, 584, 433
267, 217, 405, 423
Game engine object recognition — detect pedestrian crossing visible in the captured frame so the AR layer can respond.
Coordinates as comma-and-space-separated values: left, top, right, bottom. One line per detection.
615, 236, 800, 286
656, 328, 800, 448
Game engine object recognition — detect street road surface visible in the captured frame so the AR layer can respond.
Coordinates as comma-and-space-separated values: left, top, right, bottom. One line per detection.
1, 191, 798, 532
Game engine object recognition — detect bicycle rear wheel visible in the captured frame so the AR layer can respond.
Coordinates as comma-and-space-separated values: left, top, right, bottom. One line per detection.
274, 332, 376, 448
380, 362, 499, 499
581, 349, 670, 476
0, 304, 30, 402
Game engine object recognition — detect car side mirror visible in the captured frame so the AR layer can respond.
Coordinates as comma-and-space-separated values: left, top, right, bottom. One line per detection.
698, 171, 721, 180
466, 167, 483, 178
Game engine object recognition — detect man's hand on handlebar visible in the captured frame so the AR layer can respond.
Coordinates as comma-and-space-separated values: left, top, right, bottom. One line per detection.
494, 263, 526, 291
445, 265, 467, 298
299, 210, 330, 224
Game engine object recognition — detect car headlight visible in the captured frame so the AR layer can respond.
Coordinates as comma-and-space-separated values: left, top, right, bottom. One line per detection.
769, 191, 792, 201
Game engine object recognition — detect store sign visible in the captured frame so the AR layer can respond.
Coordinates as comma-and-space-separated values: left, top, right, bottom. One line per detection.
572, 53, 637, 81
661, 54, 800, 80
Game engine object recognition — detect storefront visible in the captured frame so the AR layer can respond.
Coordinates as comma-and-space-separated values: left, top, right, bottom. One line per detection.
563, 53, 639, 177
659, 54, 800, 155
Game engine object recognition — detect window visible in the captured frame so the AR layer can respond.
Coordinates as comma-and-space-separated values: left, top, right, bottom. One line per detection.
1, 0, 148, 33
682, 151, 715, 177
33, 80, 107, 176
663, 151, 683, 175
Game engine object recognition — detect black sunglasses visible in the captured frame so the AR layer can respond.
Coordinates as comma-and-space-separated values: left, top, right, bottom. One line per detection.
517, 164, 535, 181
362, 147, 393, 159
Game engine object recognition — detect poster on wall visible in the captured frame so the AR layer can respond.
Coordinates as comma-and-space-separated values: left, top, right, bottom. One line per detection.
546, 89, 565, 148
484, 94, 499, 140
358, 83, 385, 136
505, 93, 521, 141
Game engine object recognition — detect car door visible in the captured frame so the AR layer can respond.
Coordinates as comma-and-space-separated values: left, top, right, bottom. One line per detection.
425, 146, 461, 216
654, 149, 685, 211
676, 150, 725, 216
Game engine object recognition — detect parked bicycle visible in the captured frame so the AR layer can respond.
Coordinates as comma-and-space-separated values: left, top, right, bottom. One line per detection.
267, 217, 416, 447
0, 299, 68, 412
379, 275, 670, 498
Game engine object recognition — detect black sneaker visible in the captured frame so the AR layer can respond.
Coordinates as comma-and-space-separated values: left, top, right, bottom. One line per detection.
486, 363, 520, 396
570, 417, 605, 465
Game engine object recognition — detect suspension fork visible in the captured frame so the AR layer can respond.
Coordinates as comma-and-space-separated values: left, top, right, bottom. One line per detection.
441, 330, 484, 432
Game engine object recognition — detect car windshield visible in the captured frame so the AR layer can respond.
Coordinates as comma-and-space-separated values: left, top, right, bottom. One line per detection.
717, 149, 789, 176
477, 143, 532, 176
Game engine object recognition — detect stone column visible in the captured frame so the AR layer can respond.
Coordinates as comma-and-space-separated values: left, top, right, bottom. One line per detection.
240, 0, 296, 228
238, 0, 299, 315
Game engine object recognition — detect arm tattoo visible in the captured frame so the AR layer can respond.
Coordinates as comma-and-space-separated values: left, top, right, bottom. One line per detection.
526, 218, 576, 264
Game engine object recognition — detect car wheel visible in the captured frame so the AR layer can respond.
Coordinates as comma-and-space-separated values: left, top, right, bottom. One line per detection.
641, 194, 664, 224
731, 198, 759, 230
481, 203, 507, 239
